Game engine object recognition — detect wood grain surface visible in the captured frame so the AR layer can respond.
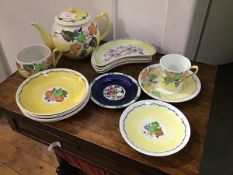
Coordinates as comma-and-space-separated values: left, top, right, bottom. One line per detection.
0, 116, 58, 175
0, 54, 217, 175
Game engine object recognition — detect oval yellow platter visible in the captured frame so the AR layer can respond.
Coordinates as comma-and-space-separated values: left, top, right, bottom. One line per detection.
119, 100, 191, 156
16, 68, 89, 115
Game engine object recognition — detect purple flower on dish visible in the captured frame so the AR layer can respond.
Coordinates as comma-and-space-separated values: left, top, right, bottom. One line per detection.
102, 45, 145, 62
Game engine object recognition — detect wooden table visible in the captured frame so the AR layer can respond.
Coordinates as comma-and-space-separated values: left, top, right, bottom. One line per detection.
0, 54, 217, 175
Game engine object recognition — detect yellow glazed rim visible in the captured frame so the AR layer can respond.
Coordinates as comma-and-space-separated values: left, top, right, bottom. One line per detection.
20, 91, 90, 122
119, 100, 191, 156
16, 68, 89, 116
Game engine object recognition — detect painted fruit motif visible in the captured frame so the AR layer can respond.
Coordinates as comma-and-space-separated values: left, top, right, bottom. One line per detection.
59, 22, 98, 57
88, 23, 97, 35
18, 61, 54, 78
103, 85, 125, 101
44, 88, 68, 102
143, 121, 164, 139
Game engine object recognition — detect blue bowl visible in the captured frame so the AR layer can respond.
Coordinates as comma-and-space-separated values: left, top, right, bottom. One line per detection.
90, 72, 141, 108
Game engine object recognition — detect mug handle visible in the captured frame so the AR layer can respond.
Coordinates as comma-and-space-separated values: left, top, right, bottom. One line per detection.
185, 65, 199, 79
94, 12, 111, 41
52, 48, 62, 66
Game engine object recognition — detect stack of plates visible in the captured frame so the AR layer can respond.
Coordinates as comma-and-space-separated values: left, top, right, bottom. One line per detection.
91, 38, 156, 73
16, 68, 90, 122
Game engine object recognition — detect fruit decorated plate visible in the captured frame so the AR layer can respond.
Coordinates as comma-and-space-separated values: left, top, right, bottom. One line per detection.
21, 88, 90, 119
92, 38, 156, 67
90, 72, 141, 108
138, 64, 201, 103
21, 92, 90, 122
119, 100, 191, 156
16, 68, 89, 115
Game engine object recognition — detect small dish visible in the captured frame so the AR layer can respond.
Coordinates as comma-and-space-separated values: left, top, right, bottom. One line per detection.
16, 68, 89, 115
138, 64, 201, 103
119, 100, 191, 156
90, 72, 141, 108
92, 38, 156, 67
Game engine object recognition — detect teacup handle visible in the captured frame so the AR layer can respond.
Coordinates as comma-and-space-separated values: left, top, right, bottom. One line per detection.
94, 12, 111, 41
185, 65, 199, 79
52, 48, 62, 66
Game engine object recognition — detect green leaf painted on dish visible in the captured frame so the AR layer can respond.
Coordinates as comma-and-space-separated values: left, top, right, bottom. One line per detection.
151, 121, 159, 128
61, 30, 75, 42
164, 77, 172, 85
164, 74, 181, 85
53, 90, 63, 97
141, 82, 151, 89
61, 90, 68, 97
75, 33, 86, 43
172, 74, 181, 81
89, 37, 97, 47
148, 73, 157, 81
149, 122, 159, 132
152, 90, 160, 97
23, 65, 34, 71
34, 64, 44, 71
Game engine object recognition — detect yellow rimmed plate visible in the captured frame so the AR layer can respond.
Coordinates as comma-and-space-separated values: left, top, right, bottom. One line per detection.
20, 91, 90, 122
20, 88, 90, 119
16, 68, 89, 116
138, 64, 201, 103
119, 100, 191, 156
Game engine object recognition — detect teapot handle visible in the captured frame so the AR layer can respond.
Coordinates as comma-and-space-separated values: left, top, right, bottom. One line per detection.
94, 12, 111, 41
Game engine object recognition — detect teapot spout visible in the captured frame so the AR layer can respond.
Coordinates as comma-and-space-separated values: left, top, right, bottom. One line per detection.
31, 22, 55, 49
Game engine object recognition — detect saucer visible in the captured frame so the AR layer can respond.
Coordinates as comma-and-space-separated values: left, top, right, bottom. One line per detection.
90, 72, 141, 108
138, 64, 201, 103
119, 100, 191, 156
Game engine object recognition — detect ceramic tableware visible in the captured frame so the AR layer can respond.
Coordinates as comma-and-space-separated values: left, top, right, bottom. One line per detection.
32, 7, 111, 59
20, 88, 90, 119
119, 100, 191, 156
16, 68, 89, 116
90, 72, 141, 108
91, 55, 152, 69
138, 64, 201, 103
21, 93, 90, 122
16, 45, 62, 78
159, 54, 198, 93
91, 56, 152, 73
92, 38, 156, 67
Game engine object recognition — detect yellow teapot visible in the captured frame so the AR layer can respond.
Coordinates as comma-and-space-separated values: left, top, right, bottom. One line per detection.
32, 7, 110, 59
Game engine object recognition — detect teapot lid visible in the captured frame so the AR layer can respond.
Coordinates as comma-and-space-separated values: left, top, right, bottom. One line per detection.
55, 7, 91, 26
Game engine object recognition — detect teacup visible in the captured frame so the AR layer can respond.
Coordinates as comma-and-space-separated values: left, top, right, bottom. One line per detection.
159, 54, 198, 93
16, 45, 62, 78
